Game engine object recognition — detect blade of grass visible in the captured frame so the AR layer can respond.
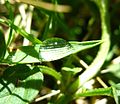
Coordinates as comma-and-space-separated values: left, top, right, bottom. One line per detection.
5, 1, 14, 46
0, 29, 6, 61
74, 87, 112, 99
0, 18, 42, 44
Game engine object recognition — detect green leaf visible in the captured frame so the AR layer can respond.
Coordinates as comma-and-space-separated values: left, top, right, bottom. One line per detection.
0, 65, 43, 104
61, 67, 82, 76
3, 38, 102, 64
0, 29, 6, 61
69, 40, 102, 54
5, 44, 40, 64
39, 65, 61, 81
39, 38, 102, 61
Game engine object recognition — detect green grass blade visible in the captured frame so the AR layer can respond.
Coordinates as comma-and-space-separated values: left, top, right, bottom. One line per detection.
74, 87, 112, 99
0, 29, 6, 61
5, 1, 14, 46
0, 18, 42, 44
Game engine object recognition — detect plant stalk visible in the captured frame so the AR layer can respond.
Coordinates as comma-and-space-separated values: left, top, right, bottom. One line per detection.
79, 0, 111, 85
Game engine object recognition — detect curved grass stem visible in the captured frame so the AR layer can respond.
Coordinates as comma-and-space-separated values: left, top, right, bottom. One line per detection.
79, 0, 111, 85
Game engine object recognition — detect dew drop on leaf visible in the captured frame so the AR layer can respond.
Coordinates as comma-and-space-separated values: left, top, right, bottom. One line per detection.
39, 38, 72, 61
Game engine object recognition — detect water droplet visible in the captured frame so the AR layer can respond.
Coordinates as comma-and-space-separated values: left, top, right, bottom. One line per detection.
39, 38, 72, 61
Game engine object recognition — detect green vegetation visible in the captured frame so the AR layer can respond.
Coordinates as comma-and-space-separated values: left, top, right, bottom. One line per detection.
0, 0, 120, 104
